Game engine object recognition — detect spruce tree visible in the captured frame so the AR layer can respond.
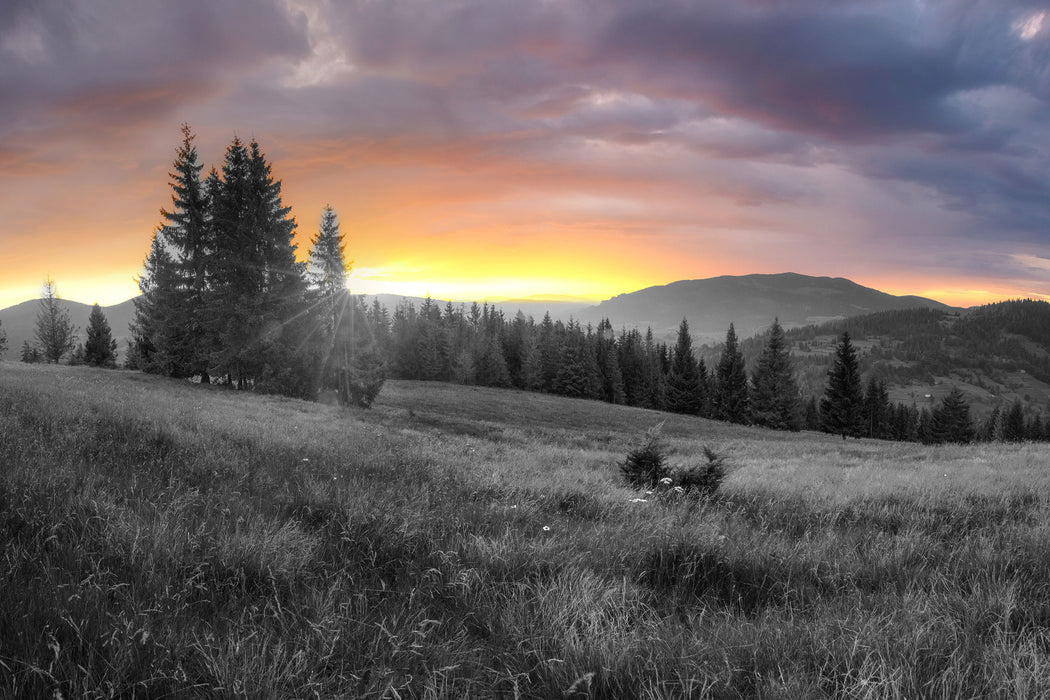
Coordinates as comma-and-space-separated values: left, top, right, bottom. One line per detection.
305, 206, 385, 406
665, 318, 705, 415
537, 313, 561, 392
308, 205, 350, 301
930, 387, 974, 444
83, 303, 118, 368
861, 377, 890, 439
160, 124, 211, 380
204, 137, 309, 391
749, 318, 800, 430
0, 320, 6, 360
1003, 400, 1026, 442
35, 276, 76, 363
713, 323, 749, 423
130, 232, 179, 374
820, 331, 863, 438
475, 332, 512, 387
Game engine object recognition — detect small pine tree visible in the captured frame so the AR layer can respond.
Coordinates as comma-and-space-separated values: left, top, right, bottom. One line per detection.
0, 320, 6, 360
84, 303, 118, 368
820, 331, 863, 438
21, 341, 41, 363
621, 424, 669, 489
674, 447, 726, 497
35, 276, 77, 363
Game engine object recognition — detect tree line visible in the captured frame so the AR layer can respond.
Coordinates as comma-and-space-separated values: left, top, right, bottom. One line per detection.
355, 296, 1048, 444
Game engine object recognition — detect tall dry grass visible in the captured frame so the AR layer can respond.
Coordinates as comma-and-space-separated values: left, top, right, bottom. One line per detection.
2, 362, 1049, 697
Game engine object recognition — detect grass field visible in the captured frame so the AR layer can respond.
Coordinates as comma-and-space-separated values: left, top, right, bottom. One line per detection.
2, 362, 1050, 698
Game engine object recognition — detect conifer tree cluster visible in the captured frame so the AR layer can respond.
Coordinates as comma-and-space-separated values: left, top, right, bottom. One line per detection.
371, 308, 784, 429
130, 126, 384, 403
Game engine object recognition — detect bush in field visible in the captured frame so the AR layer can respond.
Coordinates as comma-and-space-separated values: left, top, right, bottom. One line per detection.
672, 446, 726, 497
621, 424, 669, 488
622, 425, 727, 497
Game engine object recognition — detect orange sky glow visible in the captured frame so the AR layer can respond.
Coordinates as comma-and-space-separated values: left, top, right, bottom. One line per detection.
2, 1, 1048, 312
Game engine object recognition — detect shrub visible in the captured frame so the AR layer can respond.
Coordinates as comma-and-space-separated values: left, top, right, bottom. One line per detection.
672, 446, 726, 497
621, 423, 669, 489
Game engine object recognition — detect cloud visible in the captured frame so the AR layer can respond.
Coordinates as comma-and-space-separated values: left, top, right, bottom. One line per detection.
2, 0, 1050, 306
0, 0, 310, 152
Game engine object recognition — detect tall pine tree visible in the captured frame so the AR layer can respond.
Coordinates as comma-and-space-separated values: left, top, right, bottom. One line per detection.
160, 124, 212, 380
203, 137, 310, 392
713, 323, 749, 423
930, 387, 974, 444
35, 276, 76, 363
750, 318, 800, 430
820, 331, 863, 438
665, 318, 705, 415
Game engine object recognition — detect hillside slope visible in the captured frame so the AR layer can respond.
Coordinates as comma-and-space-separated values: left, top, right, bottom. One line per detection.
714, 299, 1050, 419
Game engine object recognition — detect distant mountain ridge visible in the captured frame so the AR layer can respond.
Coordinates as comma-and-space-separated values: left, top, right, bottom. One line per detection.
0, 273, 955, 360
576, 272, 957, 341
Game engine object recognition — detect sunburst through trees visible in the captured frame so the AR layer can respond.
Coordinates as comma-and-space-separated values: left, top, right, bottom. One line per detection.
130, 126, 385, 404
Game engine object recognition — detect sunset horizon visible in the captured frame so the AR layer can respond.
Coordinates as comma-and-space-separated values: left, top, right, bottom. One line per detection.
3, 1, 1049, 312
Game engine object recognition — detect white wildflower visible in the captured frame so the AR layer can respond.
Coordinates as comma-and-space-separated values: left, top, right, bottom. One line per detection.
659, 477, 672, 485
630, 498, 648, 503
542, 525, 551, 531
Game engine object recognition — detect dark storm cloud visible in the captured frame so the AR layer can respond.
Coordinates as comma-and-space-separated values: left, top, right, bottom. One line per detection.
596, 2, 999, 140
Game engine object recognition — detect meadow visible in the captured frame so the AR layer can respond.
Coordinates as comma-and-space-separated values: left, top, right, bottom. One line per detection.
2, 362, 1050, 698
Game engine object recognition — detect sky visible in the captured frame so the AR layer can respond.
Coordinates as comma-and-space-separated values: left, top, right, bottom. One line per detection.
2, 0, 1050, 310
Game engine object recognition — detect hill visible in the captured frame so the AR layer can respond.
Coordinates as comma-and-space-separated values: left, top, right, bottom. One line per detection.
578, 272, 956, 341
712, 299, 1050, 420
1, 363, 1049, 696
0, 297, 136, 360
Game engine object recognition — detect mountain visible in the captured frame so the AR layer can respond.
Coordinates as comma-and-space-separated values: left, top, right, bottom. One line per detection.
0, 298, 137, 361
577, 272, 957, 342
0, 273, 955, 362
